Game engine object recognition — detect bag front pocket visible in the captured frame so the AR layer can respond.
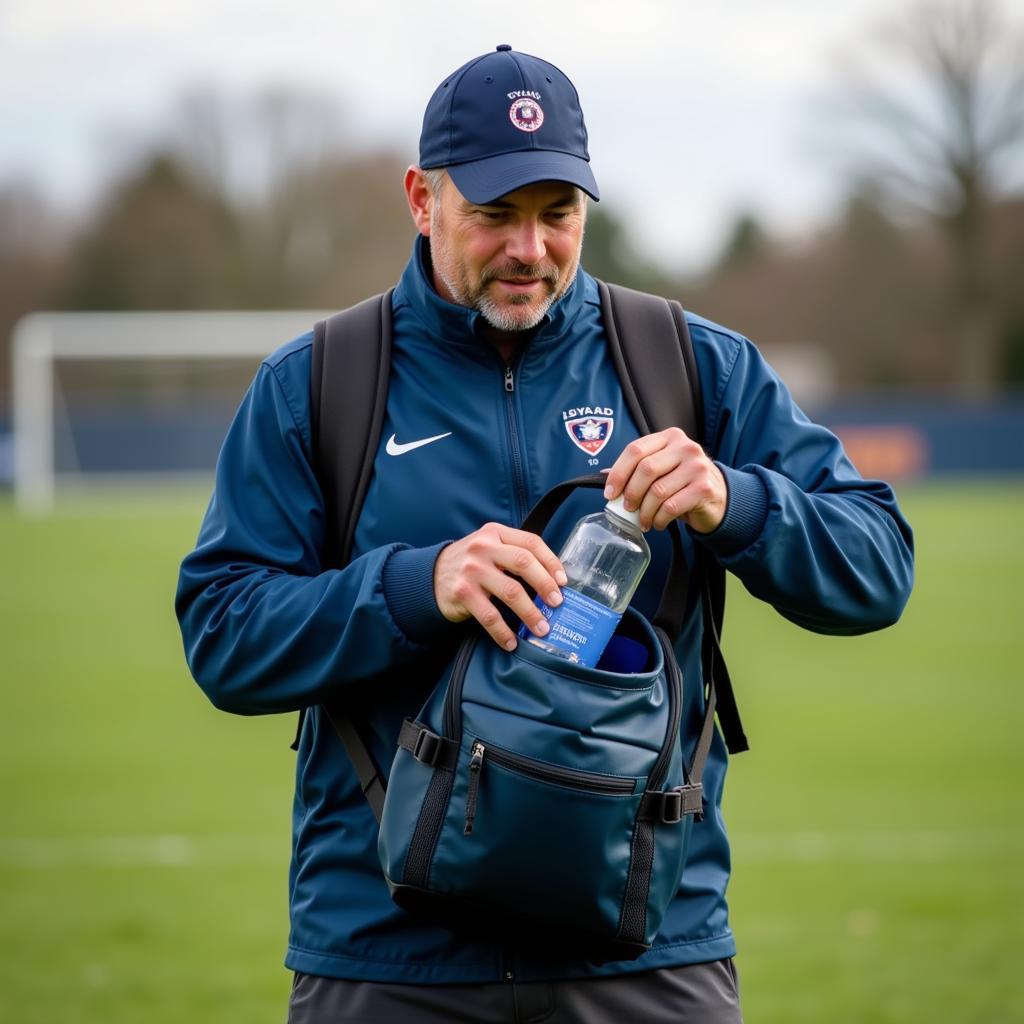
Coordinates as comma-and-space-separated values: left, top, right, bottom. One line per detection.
429, 737, 643, 938
462, 739, 637, 835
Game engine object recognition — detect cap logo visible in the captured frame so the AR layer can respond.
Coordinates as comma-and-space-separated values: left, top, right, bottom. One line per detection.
509, 97, 544, 133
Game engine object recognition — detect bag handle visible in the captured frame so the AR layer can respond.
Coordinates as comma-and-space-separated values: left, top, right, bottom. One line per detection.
520, 472, 688, 638
524, 474, 716, 821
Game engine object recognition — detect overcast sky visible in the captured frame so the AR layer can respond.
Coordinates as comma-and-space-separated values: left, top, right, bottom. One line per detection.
2, 0, 939, 272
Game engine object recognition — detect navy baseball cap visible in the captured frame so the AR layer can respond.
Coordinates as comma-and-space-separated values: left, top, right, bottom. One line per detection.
419, 45, 600, 204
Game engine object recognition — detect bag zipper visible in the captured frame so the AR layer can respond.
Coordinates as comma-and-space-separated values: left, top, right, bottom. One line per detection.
442, 635, 477, 741
645, 627, 683, 791
464, 741, 486, 835
464, 739, 637, 835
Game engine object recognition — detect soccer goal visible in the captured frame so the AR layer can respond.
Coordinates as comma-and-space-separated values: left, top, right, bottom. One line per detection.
12, 310, 330, 513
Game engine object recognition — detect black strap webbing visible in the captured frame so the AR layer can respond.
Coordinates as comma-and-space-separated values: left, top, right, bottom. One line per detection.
599, 281, 699, 445
290, 291, 393, 761
321, 705, 387, 821
398, 720, 460, 771
702, 568, 748, 754
313, 290, 394, 569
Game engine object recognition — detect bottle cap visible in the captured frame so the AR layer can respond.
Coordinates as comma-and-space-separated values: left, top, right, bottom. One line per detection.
605, 494, 642, 528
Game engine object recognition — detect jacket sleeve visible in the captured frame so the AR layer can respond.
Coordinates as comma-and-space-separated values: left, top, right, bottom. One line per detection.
175, 350, 453, 716
688, 322, 914, 635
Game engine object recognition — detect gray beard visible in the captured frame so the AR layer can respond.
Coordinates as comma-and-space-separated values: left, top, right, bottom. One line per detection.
434, 262, 568, 333
474, 289, 555, 332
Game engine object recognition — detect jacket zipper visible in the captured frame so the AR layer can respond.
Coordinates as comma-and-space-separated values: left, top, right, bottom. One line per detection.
502, 362, 530, 525
463, 739, 637, 835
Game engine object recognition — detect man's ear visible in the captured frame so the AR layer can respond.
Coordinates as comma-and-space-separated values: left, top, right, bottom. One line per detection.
404, 167, 434, 237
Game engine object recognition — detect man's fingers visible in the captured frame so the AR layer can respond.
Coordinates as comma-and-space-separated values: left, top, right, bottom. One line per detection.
635, 465, 695, 530
459, 587, 523, 651
483, 564, 553, 638
496, 527, 567, 587
466, 566, 552, 649
492, 542, 565, 609
602, 433, 672, 500
620, 445, 697, 516
476, 532, 563, 645
433, 524, 566, 650
641, 461, 728, 532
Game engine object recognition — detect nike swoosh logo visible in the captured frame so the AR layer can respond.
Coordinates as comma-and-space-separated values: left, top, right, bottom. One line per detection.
385, 432, 453, 456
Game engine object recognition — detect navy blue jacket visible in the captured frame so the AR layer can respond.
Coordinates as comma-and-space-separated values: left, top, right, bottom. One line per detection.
176, 240, 914, 983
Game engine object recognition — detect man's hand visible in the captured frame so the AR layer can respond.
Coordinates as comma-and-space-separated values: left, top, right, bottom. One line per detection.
434, 524, 567, 650
603, 428, 727, 533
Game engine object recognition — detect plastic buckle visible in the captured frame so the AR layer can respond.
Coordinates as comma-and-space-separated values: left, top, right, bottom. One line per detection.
412, 728, 442, 767
660, 789, 683, 824
659, 784, 704, 824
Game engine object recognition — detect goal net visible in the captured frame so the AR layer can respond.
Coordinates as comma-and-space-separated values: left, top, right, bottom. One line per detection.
12, 310, 330, 513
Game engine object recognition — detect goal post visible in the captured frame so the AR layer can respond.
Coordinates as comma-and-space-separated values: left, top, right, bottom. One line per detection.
12, 310, 331, 514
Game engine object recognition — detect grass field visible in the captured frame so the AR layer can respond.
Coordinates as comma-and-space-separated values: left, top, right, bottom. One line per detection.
1, 481, 1022, 1023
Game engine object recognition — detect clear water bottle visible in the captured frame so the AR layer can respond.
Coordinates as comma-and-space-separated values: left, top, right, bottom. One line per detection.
522, 495, 651, 667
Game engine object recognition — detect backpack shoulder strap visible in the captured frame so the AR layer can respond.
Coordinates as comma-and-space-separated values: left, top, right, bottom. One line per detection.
290, 291, 395, 819
598, 280, 699, 441
312, 289, 395, 568
598, 280, 749, 755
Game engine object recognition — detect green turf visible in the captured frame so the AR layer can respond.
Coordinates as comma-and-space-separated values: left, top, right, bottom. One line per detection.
1, 481, 1021, 1022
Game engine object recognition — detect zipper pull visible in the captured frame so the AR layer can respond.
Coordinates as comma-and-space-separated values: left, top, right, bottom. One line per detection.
504, 366, 515, 393
464, 741, 486, 835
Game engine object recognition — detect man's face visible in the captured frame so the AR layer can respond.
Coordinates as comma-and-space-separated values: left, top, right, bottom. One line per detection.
425, 176, 587, 333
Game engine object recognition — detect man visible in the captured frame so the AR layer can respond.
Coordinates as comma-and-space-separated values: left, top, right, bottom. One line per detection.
176, 46, 914, 1023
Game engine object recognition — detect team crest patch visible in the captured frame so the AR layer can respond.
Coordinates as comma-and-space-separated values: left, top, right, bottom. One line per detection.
509, 98, 544, 132
564, 415, 614, 456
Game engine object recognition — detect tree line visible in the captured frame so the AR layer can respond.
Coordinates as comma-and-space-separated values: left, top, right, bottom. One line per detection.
0, 0, 1021, 415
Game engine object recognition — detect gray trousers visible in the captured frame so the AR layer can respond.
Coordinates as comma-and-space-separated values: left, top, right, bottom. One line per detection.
288, 959, 742, 1023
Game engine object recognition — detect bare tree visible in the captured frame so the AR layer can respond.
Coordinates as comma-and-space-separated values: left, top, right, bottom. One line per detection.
160, 85, 366, 304
166, 85, 347, 202
168, 86, 234, 199
827, 0, 1024, 397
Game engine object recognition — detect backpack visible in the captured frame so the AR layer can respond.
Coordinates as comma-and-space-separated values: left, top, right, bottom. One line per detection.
298, 281, 748, 959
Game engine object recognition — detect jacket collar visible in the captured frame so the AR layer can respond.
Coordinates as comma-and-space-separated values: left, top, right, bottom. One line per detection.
394, 236, 587, 355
